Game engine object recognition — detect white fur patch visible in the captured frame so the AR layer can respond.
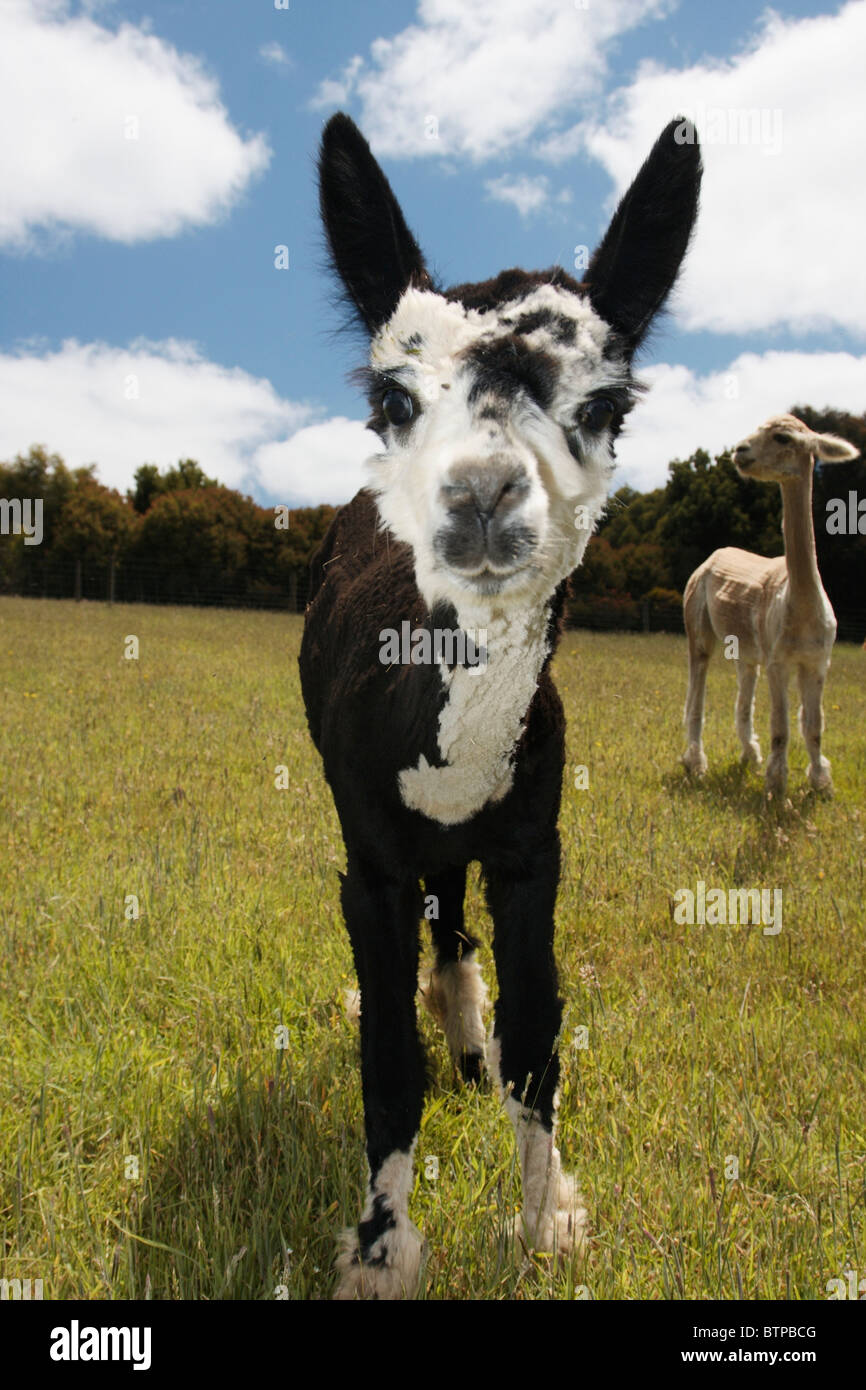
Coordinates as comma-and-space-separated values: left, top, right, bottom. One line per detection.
421, 951, 489, 1062
333, 1146, 425, 1301
505, 1095, 587, 1254
489, 1033, 587, 1256
398, 605, 552, 825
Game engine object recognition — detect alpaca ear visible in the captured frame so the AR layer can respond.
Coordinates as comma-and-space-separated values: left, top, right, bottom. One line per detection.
811, 431, 859, 463
585, 118, 702, 356
318, 113, 432, 335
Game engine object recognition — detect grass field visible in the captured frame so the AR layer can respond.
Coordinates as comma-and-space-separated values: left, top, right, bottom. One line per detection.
1, 594, 864, 1301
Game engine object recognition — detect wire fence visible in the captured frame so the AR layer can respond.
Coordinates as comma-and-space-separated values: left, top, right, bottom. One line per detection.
4, 559, 866, 644
8, 558, 313, 613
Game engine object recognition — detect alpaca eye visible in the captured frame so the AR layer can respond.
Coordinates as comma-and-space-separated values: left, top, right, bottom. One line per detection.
382, 388, 414, 426
772, 432, 792, 445
578, 397, 616, 433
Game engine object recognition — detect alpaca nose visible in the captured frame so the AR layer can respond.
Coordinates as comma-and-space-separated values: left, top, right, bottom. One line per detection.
435, 458, 534, 574
441, 461, 529, 523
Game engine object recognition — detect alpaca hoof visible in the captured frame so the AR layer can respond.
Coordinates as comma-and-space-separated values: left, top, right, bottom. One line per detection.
740, 742, 762, 768
808, 757, 833, 794
333, 1221, 426, 1300
808, 771, 833, 795
522, 1170, 588, 1258
681, 748, 708, 777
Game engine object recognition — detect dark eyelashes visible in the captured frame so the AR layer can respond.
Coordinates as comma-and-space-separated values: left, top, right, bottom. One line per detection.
571, 386, 638, 429
351, 366, 411, 404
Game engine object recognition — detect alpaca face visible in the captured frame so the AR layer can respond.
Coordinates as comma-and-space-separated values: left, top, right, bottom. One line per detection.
733, 414, 817, 482
363, 281, 637, 616
734, 413, 859, 483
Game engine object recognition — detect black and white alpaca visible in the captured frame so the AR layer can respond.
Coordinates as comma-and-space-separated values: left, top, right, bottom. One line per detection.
300, 112, 701, 1299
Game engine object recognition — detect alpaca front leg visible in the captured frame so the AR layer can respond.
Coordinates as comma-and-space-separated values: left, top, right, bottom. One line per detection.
765, 663, 791, 796
798, 664, 833, 793
335, 860, 427, 1300
485, 840, 587, 1257
497, 1075, 585, 1255
735, 661, 762, 767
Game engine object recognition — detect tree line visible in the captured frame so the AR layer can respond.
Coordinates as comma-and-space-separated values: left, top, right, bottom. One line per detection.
1, 404, 864, 637
0, 450, 336, 610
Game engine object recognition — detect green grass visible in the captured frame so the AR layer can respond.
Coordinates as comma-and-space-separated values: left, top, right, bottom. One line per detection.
1, 595, 863, 1300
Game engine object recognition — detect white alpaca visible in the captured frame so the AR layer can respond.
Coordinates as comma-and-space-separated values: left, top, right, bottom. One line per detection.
682, 414, 858, 796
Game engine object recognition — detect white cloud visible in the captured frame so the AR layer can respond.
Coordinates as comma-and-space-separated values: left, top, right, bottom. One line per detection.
0, 339, 312, 496
0, 337, 380, 506
254, 418, 380, 505
485, 174, 551, 217
311, 0, 670, 159
579, 1, 866, 337
259, 41, 291, 69
0, 0, 270, 249
616, 350, 866, 492
313, 54, 363, 109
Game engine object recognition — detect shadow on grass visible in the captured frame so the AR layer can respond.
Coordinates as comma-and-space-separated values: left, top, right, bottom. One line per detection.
124, 1020, 497, 1301
127, 1049, 362, 1301
664, 757, 828, 815
665, 757, 769, 812
661, 758, 831, 875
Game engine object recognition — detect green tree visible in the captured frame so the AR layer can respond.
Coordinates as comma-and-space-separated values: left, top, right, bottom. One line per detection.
52, 478, 137, 599
128, 458, 217, 514
1, 446, 85, 594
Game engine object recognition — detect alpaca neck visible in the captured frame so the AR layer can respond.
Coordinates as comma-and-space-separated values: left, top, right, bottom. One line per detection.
780, 467, 821, 606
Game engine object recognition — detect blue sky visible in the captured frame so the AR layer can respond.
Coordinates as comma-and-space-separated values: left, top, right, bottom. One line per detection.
1, 0, 864, 505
